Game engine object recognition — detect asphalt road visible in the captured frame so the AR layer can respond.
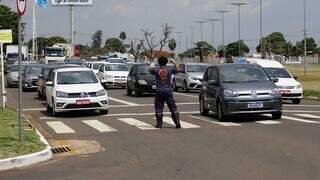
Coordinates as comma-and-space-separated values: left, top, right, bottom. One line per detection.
1, 87, 320, 180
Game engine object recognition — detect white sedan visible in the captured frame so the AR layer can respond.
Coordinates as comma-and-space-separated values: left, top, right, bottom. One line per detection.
46, 67, 109, 116
97, 63, 129, 89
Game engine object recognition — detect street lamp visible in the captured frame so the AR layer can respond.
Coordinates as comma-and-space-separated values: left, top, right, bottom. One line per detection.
216, 10, 231, 62
260, 0, 263, 56
188, 26, 196, 61
230, 2, 247, 57
205, 18, 220, 49
196, 20, 207, 62
175, 31, 183, 56
303, 0, 307, 75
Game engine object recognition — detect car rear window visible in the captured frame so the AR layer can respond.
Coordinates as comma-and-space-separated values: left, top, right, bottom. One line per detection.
263, 68, 292, 78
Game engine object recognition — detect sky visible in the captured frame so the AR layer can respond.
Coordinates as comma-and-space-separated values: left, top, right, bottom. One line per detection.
1, 0, 320, 53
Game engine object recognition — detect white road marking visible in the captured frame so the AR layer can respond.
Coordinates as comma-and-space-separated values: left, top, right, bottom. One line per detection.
160, 117, 200, 128
284, 104, 320, 108
104, 111, 199, 117
108, 97, 138, 106
82, 120, 117, 132
295, 114, 320, 119
47, 121, 75, 134
256, 120, 282, 125
118, 118, 157, 130
282, 116, 320, 124
174, 92, 198, 98
190, 116, 242, 127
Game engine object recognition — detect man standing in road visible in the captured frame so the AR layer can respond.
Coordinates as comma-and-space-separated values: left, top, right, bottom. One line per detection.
150, 57, 181, 129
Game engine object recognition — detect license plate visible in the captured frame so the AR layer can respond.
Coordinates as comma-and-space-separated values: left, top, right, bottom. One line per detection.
152, 85, 156, 89
280, 90, 291, 94
76, 100, 90, 105
247, 102, 263, 109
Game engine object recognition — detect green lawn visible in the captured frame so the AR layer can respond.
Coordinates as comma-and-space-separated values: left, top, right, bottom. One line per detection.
285, 64, 320, 98
0, 109, 45, 159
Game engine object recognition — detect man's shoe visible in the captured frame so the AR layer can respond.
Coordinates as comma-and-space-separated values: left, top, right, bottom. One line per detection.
155, 113, 163, 128
171, 112, 181, 129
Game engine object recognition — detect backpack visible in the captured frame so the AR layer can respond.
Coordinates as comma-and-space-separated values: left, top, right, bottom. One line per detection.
159, 67, 169, 84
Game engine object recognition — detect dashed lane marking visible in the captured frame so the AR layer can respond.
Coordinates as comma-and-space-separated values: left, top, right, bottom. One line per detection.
295, 114, 320, 119
118, 118, 158, 130
161, 117, 200, 128
82, 120, 117, 132
190, 116, 242, 127
46, 121, 75, 134
256, 120, 282, 125
281, 115, 320, 124
108, 97, 138, 106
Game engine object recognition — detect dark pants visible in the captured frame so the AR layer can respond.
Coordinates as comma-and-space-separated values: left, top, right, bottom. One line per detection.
155, 91, 177, 114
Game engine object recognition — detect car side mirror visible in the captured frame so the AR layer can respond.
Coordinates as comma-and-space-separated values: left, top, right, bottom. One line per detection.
293, 76, 298, 80
38, 74, 44, 79
46, 81, 53, 86
271, 77, 279, 83
100, 79, 107, 84
207, 80, 218, 85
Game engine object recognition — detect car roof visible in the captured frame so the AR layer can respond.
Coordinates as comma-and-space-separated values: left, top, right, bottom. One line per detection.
56, 67, 91, 72
214, 63, 259, 68
181, 62, 209, 65
240, 58, 284, 68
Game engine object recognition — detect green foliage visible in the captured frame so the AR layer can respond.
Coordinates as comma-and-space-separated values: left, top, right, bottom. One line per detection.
27, 37, 48, 55
46, 36, 67, 46
256, 32, 288, 55
179, 41, 214, 58
0, 5, 18, 44
92, 30, 103, 48
221, 40, 249, 57
168, 39, 177, 52
105, 38, 125, 53
292, 37, 317, 56
119, 31, 127, 42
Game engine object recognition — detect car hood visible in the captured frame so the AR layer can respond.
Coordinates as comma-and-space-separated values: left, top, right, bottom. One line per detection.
24, 75, 39, 79
221, 81, 276, 93
105, 71, 129, 76
188, 72, 204, 79
275, 78, 300, 86
9, 72, 18, 77
56, 83, 105, 93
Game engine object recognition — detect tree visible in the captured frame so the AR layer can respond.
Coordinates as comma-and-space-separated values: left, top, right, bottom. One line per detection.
105, 38, 125, 53
168, 39, 177, 52
129, 39, 144, 62
141, 23, 174, 60
256, 32, 288, 55
222, 40, 249, 57
27, 37, 48, 56
91, 30, 103, 48
0, 5, 18, 44
119, 31, 127, 43
47, 36, 67, 46
292, 37, 317, 56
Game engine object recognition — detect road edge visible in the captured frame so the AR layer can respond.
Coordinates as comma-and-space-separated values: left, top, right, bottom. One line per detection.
0, 129, 53, 171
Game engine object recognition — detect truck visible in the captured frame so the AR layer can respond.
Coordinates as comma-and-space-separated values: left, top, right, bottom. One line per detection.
5, 45, 28, 69
44, 46, 66, 64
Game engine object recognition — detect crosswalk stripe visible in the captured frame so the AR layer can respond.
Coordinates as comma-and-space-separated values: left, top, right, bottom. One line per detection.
190, 116, 242, 127
162, 117, 200, 128
47, 121, 75, 134
295, 114, 320, 119
282, 116, 320, 124
118, 118, 157, 130
256, 120, 282, 125
82, 120, 117, 132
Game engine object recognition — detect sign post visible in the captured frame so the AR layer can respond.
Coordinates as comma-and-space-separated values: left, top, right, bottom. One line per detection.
0, 29, 13, 109
16, 0, 27, 142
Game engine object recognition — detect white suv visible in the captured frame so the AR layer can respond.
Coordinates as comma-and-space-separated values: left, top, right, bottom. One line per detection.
97, 63, 129, 88
46, 67, 109, 116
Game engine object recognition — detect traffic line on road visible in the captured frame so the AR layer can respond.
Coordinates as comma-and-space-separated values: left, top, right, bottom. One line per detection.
295, 114, 320, 119
108, 97, 138, 106
281, 115, 320, 124
46, 121, 75, 134
174, 92, 198, 98
118, 118, 158, 130
284, 104, 320, 108
104, 111, 199, 117
256, 120, 282, 125
82, 120, 117, 132
190, 116, 242, 127
161, 117, 200, 129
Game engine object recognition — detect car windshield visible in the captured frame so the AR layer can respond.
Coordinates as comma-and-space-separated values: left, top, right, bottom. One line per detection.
46, 49, 64, 57
137, 66, 152, 75
25, 66, 43, 75
65, 59, 83, 65
105, 64, 129, 71
220, 65, 270, 83
127, 63, 135, 70
108, 59, 124, 63
57, 71, 98, 84
92, 63, 104, 70
187, 65, 208, 73
263, 68, 292, 78
10, 65, 26, 72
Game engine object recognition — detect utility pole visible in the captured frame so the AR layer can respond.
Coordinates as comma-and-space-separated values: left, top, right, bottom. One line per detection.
176, 32, 183, 57
196, 20, 207, 62
69, 5, 74, 45
217, 10, 231, 62
32, 0, 36, 60
18, 16, 23, 142
205, 18, 220, 49
260, 0, 263, 56
230, 2, 247, 57
188, 26, 196, 62
303, 0, 307, 75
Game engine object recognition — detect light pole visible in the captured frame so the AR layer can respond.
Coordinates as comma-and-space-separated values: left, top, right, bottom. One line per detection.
217, 10, 231, 62
196, 20, 207, 62
303, 0, 307, 75
188, 26, 196, 61
205, 18, 220, 49
176, 31, 183, 56
230, 2, 247, 57
260, 0, 263, 56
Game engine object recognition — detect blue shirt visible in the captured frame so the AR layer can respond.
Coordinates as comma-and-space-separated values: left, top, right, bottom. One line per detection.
150, 66, 178, 93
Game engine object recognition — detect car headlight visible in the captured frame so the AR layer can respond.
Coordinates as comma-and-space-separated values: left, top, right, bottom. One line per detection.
96, 89, 107, 96
24, 77, 32, 82
138, 80, 147, 85
56, 91, 68, 98
223, 90, 238, 97
189, 76, 197, 81
269, 88, 280, 96
105, 75, 114, 78
296, 85, 302, 89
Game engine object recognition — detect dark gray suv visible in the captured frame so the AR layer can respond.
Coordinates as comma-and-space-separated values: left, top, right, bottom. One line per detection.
199, 64, 282, 121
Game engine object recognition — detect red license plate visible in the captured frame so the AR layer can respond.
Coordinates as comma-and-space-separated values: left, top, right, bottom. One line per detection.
76, 100, 90, 105
280, 90, 291, 94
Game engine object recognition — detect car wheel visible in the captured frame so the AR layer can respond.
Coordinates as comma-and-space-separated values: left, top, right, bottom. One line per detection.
184, 81, 189, 93
217, 101, 226, 122
292, 99, 301, 104
38, 91, 43, 99
126, 85, 132, 96
100, 109, 109, 115
22, 87, 27, 92
134, 86, 140, 97
121, 86, 126, 89
51, 100, 58, 117
173, 79, 178, 92
46, 103, 52, 115
272, 111, 282, 120
200, 95, 209, 116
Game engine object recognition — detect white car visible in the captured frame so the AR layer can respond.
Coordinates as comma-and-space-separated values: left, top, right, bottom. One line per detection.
237, 58, 303, 104
87, 61, 105, 74
97, 63, 129, 88
46, 67, 109, 116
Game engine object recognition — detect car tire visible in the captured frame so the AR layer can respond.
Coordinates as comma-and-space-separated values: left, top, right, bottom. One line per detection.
134, 87, 140, 97
22, 87, 27, 92
272, 111, 282, 120
121, 86, 126, 89
217, 101, 226, 122
100, 109, 109, 115
173, 79, 178, 92
38, 91, 43, 99
184, 81, 189, 93
200, 95, 209, 116
292, 99, 301, 104
46, 103, 52, 115
51, 100, 58, 117
126, 85, 132, 96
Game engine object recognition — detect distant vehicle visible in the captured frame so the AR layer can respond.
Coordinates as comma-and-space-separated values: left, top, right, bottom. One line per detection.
6, 65, 26, 88
5, 53, 25, 70
6, 45, 28, 60
64, 58, 84, 65
126, 64, 156, 96
97, 63, 129, 89
87, 61, 105, 74
126, 62, 136, 70
22, 64, 47, 92
199, 64, 282, 121
45, 67, 109, 116
236, 58, 303, 104
107, 58, 125, 64
173, 63, 209, 92
44, 46, 66, 64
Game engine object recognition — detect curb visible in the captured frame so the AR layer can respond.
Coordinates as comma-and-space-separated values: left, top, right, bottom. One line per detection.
0, 129, 52, 171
